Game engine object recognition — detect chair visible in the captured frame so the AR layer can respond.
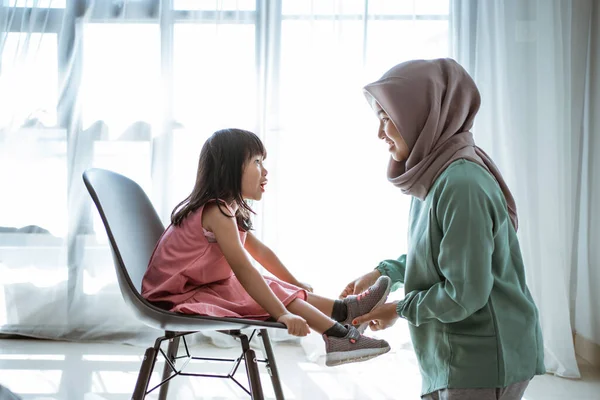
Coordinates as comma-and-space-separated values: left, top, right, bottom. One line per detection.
82, 168, 287, 400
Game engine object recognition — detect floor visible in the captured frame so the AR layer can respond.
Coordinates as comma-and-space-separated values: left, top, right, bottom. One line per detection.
0, 335, 599, 400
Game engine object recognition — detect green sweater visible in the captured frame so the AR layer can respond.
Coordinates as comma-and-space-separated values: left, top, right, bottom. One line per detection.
376, 160, 545, 396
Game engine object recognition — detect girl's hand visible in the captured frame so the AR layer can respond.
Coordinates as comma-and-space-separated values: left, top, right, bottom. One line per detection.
352, 301, 400, 331
339, 269, 381, 299
277, 313, 310, 337
296, 281, 314, 293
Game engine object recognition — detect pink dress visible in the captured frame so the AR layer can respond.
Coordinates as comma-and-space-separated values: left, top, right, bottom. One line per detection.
141, 202, 306, 319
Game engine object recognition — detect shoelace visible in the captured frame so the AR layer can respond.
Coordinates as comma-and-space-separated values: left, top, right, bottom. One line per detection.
357, 288, 371, 301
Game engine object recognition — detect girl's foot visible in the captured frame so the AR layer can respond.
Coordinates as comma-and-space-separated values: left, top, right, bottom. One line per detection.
323, 325, 390, 366
342, 275, 391, 333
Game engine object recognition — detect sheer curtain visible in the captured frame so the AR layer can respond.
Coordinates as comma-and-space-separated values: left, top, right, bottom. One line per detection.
450, 0, 600, 379
259, 0, 450, 356
0, 0, 258, 344
0, 0, 450, 347
2, 0, 595, 381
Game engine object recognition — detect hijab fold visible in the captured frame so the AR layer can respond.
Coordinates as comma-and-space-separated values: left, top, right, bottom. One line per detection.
364, 59, 518, 230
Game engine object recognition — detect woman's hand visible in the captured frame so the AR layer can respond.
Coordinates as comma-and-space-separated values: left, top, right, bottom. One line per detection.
339, 269, 382, 299
352, 301, 400, 331
277, 313, 310, 337
296, 281, 314, 293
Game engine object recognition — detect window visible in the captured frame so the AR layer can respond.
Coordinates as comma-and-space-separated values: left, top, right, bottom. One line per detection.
0, 32, 63, 235
0, 0, 451, 341
174, 0, 255, 11
171, 6, 257, 204
4, 0, 65, 7
80, 23, 160, 233
81, 24, 161, 135
0, 129, 67, 236
173, 23, 256, 131
0, 33, 58, 127
265, 0, 450, 292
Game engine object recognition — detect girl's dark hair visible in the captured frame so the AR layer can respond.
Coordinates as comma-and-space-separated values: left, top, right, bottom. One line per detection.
171, 128, 267, 231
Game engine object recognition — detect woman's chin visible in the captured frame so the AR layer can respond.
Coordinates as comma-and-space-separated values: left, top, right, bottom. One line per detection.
391, 153, 407, 162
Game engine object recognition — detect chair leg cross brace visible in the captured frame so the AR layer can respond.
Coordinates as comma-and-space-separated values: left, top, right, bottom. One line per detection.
131, 329, 284, 400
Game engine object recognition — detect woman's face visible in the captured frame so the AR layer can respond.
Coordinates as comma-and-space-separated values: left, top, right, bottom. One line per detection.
372, 101, 410, 162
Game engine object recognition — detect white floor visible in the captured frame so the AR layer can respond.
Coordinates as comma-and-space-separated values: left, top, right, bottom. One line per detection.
0, 336, 598, 400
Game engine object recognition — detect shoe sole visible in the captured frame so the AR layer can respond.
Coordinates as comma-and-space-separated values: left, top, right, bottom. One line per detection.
356, 277, 392, 334
325, 345, 391, 367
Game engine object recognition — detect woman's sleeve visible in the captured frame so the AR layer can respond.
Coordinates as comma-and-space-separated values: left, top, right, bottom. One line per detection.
376, 254, 407, 292
396, 176, 495, 325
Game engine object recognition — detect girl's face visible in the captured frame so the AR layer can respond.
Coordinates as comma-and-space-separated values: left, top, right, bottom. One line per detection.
241, 154, 268, 201
372, 101, 410, 162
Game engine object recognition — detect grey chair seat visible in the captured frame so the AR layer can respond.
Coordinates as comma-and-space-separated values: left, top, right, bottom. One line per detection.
130, 299, 285, 332
83, 168, 286, 400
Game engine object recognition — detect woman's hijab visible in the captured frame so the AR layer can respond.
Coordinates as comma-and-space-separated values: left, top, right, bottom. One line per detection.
363, 58, 518, 230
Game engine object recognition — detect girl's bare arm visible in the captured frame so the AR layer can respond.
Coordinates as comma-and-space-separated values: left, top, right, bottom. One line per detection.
244, 231, 300, 286
203, 204, 288, 319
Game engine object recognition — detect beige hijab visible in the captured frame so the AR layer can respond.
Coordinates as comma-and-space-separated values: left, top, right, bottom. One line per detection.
363, 58, 518, 230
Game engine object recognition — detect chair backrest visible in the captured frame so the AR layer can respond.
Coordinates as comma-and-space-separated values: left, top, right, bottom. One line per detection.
82, 168, 286, 332
82, 168, 164, 298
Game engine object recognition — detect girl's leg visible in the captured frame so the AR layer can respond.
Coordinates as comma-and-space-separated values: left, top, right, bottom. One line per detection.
305, 292, 349, 325
305, 292, 334, 317
287, 298, 336, 334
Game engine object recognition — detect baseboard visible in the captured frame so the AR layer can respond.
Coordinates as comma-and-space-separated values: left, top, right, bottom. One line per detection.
574, 332, 600, 368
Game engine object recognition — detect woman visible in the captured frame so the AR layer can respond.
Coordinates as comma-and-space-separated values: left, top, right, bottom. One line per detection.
340, 58, 545, 400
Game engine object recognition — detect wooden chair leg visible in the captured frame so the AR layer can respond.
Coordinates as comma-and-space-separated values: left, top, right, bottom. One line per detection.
238, 333, 264, 400
260, 329, 285, 400
132, 347, 159, 400
246, 348, 264, 400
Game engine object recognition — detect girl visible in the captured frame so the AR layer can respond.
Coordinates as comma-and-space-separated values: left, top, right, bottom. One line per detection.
340, 59, 545, 398
142, 128, 391, 367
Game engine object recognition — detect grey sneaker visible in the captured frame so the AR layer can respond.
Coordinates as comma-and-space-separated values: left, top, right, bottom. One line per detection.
341, 275, 392, 333
324, 325, 390, 367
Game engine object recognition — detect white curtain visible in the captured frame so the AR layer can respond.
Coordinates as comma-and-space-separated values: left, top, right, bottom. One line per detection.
259, 0, 451, 357
2, 0, 595, 383
451, 0, 600, 379
0, 0, 450, 348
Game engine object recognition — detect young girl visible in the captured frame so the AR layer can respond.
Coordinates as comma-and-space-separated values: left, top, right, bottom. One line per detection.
141, 128, 391, 367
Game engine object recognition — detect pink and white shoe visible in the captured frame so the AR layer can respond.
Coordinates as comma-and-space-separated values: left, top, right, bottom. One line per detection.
341, 275, 392, 333
324, 325, 391, 367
